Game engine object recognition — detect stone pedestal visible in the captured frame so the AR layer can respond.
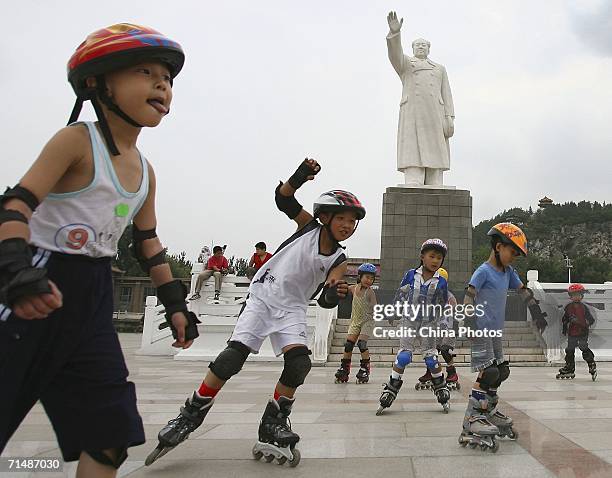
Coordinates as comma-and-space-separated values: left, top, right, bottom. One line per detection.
379, 187, 472, 295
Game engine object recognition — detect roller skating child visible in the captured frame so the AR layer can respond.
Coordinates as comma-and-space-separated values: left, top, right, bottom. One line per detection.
415, 268, 461, 391
377, 239, 451, 415
334, 263, 377, 384
0, 25, 198, 477
557, 283, 597, 381
459, 223, 547, 451
146, 159, 366, 468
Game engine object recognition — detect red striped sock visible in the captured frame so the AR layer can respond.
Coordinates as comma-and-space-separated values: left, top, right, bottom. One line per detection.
198, 382, 220, 398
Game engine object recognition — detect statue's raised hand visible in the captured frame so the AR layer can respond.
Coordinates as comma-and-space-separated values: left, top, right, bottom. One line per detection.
387, 11, 403, 33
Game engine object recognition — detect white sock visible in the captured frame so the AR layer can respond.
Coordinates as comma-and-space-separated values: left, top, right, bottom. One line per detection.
391, 370, 402, 380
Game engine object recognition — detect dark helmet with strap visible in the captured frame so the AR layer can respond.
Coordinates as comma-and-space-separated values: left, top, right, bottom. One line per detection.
67, 24, 185, 155
313, 190, 365, 246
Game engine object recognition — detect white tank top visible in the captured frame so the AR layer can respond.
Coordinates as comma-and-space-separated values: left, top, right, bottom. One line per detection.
29, 122, 149, 258
249, 221, 347, 312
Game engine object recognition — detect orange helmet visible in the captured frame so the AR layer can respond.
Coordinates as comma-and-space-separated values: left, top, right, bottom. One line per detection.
487, 222, 528, 256
568, 283, 586, 295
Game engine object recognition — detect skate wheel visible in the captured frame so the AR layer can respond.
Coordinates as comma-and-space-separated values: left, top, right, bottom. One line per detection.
288, 448, 301, 467
592, 373, 597, 381
469, 443, 477, 449
459, 439, 468, 447
264, 454, 275, 463
442, 404, 450, 414
252, 449, 263, 461
507, 429, 518, 440
276, 456, 287, 465
376, 406, 385, 416
415, 384, 420, 390
455, 383, 461, 390
145, 445, 166, 466
491, 439, 499, 453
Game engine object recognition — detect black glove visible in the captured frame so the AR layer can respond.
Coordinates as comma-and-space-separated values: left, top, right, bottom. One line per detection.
0, 238, 51, 307
288, 159, 321, 189
157, 280, 201, 342
529, 303, 548, 333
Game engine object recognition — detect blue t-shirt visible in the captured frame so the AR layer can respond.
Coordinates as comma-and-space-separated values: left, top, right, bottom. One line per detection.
469, 262, 522, 330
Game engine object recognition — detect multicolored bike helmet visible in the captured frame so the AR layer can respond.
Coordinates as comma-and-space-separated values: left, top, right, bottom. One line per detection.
568, 283, 586, 296
487, 222, 528, 257
67, 24, 185, 155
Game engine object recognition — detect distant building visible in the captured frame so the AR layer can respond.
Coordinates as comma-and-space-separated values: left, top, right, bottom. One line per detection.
538, 196, 554, 208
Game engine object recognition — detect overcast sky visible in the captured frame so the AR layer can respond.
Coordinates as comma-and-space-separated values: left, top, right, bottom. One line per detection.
3, 0, 611, 262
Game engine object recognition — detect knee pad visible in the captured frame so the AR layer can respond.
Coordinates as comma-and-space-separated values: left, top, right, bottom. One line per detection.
438, 345, 455, 364
424, 352, 440, 371
494, 360, 510, 388
209, 341, 250, 380
582, 348, 595, 363
357, 339, 368, 353
86, 448, 127, 469
395, 350, 412, 368
476, 364, 500, 392
344, 339, 356, 353
279, 346, 312, 388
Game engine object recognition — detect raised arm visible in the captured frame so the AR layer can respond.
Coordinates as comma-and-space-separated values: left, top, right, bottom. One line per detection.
275, 158, 320, 231
386, 11, 406, 76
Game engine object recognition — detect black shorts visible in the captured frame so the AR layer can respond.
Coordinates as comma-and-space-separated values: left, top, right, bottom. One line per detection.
0, 249, 145, 461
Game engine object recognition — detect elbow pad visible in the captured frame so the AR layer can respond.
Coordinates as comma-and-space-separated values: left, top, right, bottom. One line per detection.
275, 182, 302, 219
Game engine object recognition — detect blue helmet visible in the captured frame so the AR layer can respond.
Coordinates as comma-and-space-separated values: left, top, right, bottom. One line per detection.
358, 263, 377, 275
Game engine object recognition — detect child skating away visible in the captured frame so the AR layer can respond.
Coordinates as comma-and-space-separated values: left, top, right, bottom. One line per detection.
415, 267, 461, 391
0, 25, 199, 477
557, 283, 598, 381
334, 263, 377, 384
459, 223, 547, 452
377, 238, 451, 415
146, 159, 366, 467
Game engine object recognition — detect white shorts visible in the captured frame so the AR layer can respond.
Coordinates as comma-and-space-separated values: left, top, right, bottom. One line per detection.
229, 294, 308, 356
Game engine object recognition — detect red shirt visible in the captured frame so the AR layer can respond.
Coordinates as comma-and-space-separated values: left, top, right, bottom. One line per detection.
207, 255, 228, 270
564, 302, 593, 336
252, 252, 272, 270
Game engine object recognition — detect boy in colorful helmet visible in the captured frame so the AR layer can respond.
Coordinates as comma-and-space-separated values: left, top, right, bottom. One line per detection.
377, 238, 452, 415
147, 159, 365, 467
334, 263, 378, 384
415, 267, 461, 391
557, 283, 597, 380
459, 223, 547, 451
0, 24, 197, 476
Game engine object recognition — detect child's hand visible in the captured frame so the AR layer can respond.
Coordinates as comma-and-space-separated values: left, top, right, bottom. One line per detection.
170, 311, 195, 349
331, 279, 349, 299
287, 158, 321, 189
13, 280, 63, 320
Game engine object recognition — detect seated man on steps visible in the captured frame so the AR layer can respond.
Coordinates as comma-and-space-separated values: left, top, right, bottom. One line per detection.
190, 245, 228, 301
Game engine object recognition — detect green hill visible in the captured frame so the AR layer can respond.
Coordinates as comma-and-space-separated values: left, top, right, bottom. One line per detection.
472, 201, 612, 284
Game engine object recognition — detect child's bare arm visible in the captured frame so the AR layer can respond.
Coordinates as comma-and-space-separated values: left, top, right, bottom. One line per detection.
132, 164, 198, 349
0, 127, 87, 319
275, 159, 320, 231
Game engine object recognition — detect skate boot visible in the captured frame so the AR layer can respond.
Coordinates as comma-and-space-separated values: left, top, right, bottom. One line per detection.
556, 364, 575, 380
376, 377, 403, 415
213, 290, 220, 301
589, 361, 597, 381
445, 366, 461, 391
458, 396, 499, 453
431, 374, 451, 413
356, 359, 370, 384
334, 359, 351, 383
252, 397, 301, 467
486, 394, 517, 440
146, 393, 214, 465
415, 368, 432, 390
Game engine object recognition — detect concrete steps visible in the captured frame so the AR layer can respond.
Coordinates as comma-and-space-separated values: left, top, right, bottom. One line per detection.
327, 318, 547, 366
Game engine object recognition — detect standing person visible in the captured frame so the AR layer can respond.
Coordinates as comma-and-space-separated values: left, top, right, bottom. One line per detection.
414, 267, 460, 391
459, 223, 547, 451
146, 159, 366, 467
246, 241, 272, 280
190, 245, 229, 301
377, 239, 451, 415
557, 283, 597, 381
334, 263, 377, 384
0, 24, 198, 477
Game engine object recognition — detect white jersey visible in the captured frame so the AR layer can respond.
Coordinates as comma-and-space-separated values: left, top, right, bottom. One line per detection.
249, 221, 346, 312
29, 122, 149, 258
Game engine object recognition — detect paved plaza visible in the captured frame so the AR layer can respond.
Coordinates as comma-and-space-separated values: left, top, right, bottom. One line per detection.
3, 334, 612, 477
